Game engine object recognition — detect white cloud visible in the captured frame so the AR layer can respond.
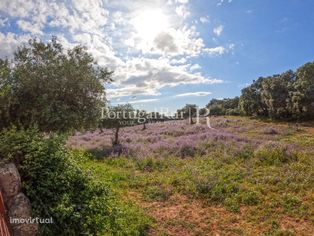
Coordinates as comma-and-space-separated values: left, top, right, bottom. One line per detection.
17, 20, 43, 35
0, 0, 230, 99
203, 46, 225, 55
217, 0, 233, 6
0, 32, 30, 58
213, 25, 224, 36
175, 92, 212, 97
128, 98, 159, 104
109, 57, 222, 97
175, 5, 190, 18
199, 16, 210, 23
190, 64, 201, 71
0, 17, 8, 27
176, 0, 189, 4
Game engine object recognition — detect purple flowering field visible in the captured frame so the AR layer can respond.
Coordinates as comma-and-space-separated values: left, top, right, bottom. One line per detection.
67, 116, 305, 159
68, 119, 254, 158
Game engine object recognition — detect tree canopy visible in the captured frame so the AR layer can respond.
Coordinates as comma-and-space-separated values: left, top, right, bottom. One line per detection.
0, 37, 113, 132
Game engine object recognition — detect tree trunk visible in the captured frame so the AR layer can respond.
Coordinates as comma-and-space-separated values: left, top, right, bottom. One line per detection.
113, 126, 119, 145
189, 116, 194, 125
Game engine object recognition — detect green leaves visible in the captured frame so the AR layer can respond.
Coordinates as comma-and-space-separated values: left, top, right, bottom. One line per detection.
0, 127, 115, 235
239, 63, 314, 120
0, 37, 113, 132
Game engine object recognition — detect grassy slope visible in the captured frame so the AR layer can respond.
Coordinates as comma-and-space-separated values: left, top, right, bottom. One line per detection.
79, 116, 314, 235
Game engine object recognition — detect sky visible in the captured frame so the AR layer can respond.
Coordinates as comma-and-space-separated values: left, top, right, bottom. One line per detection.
1, 0, 314, 113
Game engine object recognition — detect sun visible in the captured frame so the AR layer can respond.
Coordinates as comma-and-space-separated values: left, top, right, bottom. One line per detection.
132, 9, 170, 41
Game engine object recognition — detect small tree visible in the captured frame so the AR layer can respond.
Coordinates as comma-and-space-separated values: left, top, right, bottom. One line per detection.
177, 104, 198, 124
100, 104, 135, 145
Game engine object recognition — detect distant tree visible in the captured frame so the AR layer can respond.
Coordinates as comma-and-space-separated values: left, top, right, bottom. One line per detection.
100, 104, 135, 145
0, 37, 113, 132
177, 104, 198, 124
206, 97, 240, 116
239, 77, 268, 117
136, 110, 148, 130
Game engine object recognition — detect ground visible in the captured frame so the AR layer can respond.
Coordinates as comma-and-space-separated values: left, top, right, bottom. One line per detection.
69, 116, 314, 235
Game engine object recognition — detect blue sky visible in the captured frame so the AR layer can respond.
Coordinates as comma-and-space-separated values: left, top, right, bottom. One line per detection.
1, 0, 314, 113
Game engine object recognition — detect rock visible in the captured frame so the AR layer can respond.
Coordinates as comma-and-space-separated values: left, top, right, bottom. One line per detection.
9, 193, 38, 236
0, 163, 38, 236
0, 163, 21, 202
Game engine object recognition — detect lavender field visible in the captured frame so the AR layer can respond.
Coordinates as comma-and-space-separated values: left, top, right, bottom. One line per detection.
69, 116, 314, 235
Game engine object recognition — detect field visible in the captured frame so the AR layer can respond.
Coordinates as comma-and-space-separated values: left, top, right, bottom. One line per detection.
68, 116, 314, 235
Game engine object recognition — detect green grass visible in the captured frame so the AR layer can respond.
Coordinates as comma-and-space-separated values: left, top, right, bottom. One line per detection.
76, 117, 314, 235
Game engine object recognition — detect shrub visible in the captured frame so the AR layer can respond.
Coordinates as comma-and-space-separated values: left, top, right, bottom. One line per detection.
282, 194, 301, 213
240, 190, 260, 206
263, 127, 279, 135
144, 185, 171, 201
224, 197, 240, 212
0, 127, 119, 235
136, 157, 164, 172
254, 141, 297, 165
237, 144, 254, 159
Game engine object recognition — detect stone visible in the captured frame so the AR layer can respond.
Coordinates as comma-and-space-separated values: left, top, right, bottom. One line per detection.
0, 163, 21, 201
9, 193, 38, 236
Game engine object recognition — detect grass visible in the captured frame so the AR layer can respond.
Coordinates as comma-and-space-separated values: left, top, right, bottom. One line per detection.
75, 116, 314, 235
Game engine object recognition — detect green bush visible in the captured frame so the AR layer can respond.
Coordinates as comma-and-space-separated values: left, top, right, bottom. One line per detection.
144, 185, 171, 201
254, 141, 297, 165
0, 127, 121, 235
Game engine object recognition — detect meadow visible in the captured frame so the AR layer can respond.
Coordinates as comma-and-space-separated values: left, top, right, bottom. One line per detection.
68, 116, 314, 235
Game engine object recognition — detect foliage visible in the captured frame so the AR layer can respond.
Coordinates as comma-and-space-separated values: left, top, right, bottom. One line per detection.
206, 97, 240, 116
177, 104, 198, 124
0, 127, 150, 235
0, 37, 112, 132
100, 104, 136, 145
238, 62, 314, 120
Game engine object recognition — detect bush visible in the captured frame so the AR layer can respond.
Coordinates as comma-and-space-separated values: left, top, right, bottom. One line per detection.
0, 127, 118, 235
144, 185, 171, 201
240, 190, 260, 206
254, 141, 297, 165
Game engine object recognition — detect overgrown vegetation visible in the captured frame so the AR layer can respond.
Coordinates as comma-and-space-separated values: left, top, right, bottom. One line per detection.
1, 37, 313, 235
0, 127, 151, 235
74, 117, 314, 235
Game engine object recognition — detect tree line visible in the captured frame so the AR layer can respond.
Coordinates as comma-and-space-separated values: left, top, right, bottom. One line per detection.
206, 63, 314, 120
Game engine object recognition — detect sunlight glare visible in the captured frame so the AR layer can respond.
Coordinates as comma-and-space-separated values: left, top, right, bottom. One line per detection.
133, 9, 169, 41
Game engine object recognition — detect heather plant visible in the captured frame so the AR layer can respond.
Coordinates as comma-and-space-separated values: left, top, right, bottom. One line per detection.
68, 120, 254, 159
70, 116, 314, 235
254, 141, 298, 165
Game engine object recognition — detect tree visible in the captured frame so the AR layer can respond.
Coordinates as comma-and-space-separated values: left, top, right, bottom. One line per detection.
206, 97, 240, 116
177, 104, 198, 124
0, 59, 12, 129
0, 37, 112, 132
239, 77, 268, 117
290, 62, 314, 119
261, 71, 295, 119
100, 104, 135, 145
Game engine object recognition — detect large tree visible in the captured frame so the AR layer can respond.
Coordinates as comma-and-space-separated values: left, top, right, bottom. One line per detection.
290, 62, 314, 119
239, 77, 268, 117
261, 70, 295, 119
0, 37, 112, 132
